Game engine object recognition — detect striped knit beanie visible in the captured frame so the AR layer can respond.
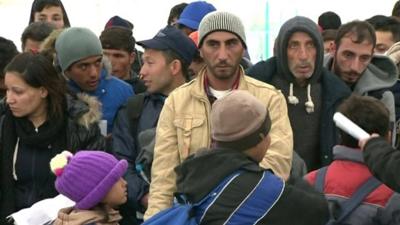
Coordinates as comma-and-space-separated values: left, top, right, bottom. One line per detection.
50, 151, 128, 210
198, 11, 246, 49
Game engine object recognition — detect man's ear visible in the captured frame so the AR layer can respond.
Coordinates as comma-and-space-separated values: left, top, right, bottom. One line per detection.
264, 134, 271, 150
330, 42, 337, 56
386, 130, 392, 143
129, 51, 136, 65
63, 70, 70, 78
170, 59, 182, 76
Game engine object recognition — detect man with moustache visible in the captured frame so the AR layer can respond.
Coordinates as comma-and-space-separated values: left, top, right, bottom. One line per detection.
323, 20, 398, 144
145, 11, 293, 219
247, 16, 350, 172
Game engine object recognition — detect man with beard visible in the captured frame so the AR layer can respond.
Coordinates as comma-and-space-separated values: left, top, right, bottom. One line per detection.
247, 16, 350, 173
144, 11, 293, 220
323, 20, 398, 145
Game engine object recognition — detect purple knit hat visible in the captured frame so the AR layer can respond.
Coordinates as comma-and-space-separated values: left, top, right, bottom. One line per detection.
53, 151, 128, 210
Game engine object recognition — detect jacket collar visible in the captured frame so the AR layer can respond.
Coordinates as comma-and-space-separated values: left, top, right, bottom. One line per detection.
190, 66, 248, 100
68, 69, 108, 97
320, 68, 351, 108
332, 145, 364, 163
175, 148, 263, 202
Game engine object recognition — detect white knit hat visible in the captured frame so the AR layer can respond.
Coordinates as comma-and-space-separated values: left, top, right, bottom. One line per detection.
198, 11, 246, 48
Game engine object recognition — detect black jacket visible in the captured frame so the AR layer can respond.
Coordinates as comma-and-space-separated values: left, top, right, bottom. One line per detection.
0, 93, 106, 223
364, 137, 400, 192
175, 148, 329, 225
112, 93, 165, 204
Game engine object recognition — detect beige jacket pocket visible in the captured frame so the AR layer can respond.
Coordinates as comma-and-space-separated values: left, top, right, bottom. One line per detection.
173, 116, 205, 160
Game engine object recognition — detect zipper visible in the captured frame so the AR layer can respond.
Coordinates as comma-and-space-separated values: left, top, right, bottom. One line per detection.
27, 149, 37, 205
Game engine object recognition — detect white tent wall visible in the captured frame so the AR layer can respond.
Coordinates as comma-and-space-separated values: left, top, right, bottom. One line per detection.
0, 0, 396, 62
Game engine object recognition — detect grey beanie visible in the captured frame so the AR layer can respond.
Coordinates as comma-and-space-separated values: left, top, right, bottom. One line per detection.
198, 11, 246, 49
55, 27, 103, 72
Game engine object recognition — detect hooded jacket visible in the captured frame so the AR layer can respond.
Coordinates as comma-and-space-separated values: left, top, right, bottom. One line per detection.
0, 93, 106, 223
324, 54, 397, 124
174, 148, 329, 225
68, 67, 134, 134
247, 16, 351, 170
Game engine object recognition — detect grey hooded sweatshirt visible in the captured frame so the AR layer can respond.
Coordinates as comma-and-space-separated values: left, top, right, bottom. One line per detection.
324, 54, 397, 124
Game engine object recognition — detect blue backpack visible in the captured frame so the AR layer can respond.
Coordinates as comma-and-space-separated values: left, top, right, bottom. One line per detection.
142, 170, 284, 225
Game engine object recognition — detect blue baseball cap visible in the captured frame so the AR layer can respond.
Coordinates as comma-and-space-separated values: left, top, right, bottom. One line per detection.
177, 1, 216, 30
137, 26, 197, 65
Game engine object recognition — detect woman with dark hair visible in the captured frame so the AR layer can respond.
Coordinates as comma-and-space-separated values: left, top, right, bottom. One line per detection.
29, 0, 70, 28
0, 52, 105, 223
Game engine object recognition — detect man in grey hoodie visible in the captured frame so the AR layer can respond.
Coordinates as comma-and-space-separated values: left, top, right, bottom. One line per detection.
324, 20, 398, 145
247, 16, 351, 172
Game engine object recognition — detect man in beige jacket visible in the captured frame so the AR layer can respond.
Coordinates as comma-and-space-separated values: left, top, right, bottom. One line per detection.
144, 11, 293, 219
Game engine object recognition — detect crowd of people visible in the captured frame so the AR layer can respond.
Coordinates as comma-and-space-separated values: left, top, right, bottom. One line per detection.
1, 0, 400, 224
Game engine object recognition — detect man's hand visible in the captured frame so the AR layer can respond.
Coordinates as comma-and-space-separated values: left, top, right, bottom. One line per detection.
358, 133, 379, 150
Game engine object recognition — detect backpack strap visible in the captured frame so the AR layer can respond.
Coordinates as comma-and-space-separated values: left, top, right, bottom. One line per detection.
126, 93, 146, 139
198, 171, 284, 224
223, 171, 284, 224
314, 166, 328, 192
335, 176, 381, 223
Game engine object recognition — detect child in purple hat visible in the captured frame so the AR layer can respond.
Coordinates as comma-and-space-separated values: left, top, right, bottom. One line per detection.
50, 151, 128, 225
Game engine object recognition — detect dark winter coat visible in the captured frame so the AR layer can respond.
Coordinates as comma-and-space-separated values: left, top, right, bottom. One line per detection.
0, 93, 106, 223
112, 93, 165, 203
175, 148, 329, 225
364, 137, 400, 192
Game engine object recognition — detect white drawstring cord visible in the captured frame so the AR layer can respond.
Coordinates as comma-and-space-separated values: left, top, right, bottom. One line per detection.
305, 83, 314, 113
288, 83, 299, 105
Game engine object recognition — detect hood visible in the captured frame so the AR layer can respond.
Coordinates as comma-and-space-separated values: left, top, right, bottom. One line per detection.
386, 41, 400, 74
274, 16, 324, 84
66, 93, 102, 129
324, 53, 397, 94
354, 55, 398, 94
54, 206, 121, 225
175, 148, 262, 202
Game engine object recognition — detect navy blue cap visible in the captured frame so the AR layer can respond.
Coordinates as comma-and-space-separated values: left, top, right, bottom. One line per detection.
105, 16, 134, 30
137, 26, 197, 65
